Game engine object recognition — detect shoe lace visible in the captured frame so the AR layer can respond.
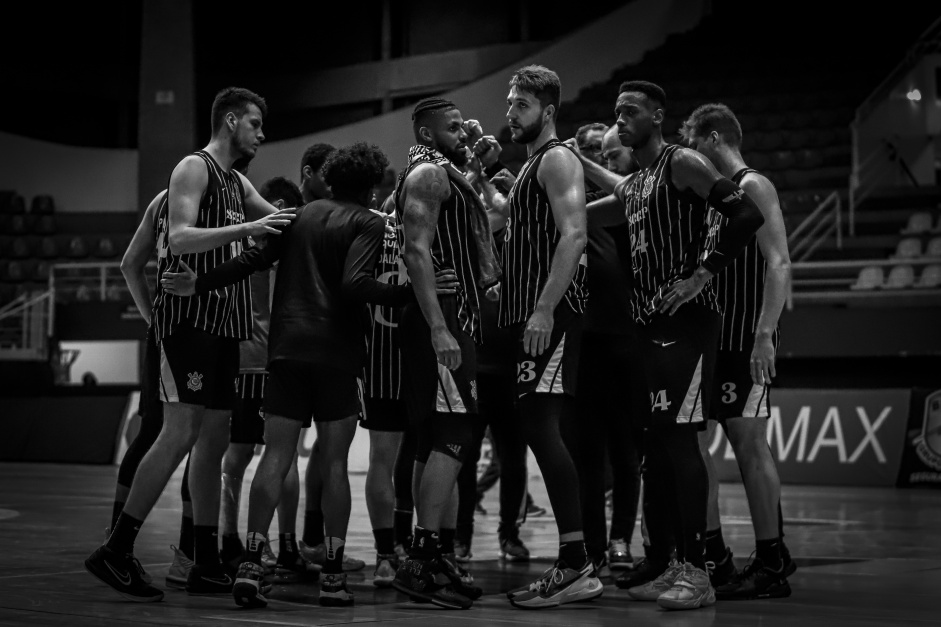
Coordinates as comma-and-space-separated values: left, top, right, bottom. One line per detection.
739, 551, 764, 581
128, 554, 147, 581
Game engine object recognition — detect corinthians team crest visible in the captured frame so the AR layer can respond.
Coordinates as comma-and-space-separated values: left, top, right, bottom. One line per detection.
642, 174, 656, 199
913, 389, 941, 471
187, 371, 204, 392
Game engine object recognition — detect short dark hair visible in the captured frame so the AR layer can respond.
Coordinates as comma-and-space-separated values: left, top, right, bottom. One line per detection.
510, 65, 562, 118
412, 97, 458, 139
210, 87, 268, 135
259, 176, 303, 207
322, 142, 390, 200
618, 80, 667, 110
300, 143, 336, 176
680, 103, 743, 148
575, 123, 609, 151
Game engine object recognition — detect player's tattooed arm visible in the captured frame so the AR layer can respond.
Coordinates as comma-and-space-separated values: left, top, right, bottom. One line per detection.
121, 190, 164, 324
401, 163, 462, 369
742, 174, 791, 385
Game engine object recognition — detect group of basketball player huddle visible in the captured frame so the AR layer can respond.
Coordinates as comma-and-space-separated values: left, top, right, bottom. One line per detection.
84, 63, 794, 613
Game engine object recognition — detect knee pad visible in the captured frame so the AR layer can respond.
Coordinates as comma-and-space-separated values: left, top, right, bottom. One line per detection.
430, 413, 475, 463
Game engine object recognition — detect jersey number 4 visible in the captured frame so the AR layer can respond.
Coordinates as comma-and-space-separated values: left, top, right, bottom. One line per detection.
650, 389, 671, 411
630, 229, 648, 257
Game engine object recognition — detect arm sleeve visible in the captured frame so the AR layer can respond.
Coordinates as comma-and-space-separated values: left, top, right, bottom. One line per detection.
341, 215, 414, 307
702, 178, 766, 276
194, 234, 283, 294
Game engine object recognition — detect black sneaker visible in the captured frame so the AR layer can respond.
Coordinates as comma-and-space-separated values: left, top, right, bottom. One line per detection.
707, 548, 737, 588
782, 542, 797, 578
716, 557, 792, 600
392, 555, 473, 610
276, 547, 315, 582
440, 553, 483, 600
233, 561, 269, 609
186, 563, 234, 595
615, 556, 665, 590
220, 538, 245, 575
499, 525, 530, 563
85, 545, 164, 603
320, 572, 354, 607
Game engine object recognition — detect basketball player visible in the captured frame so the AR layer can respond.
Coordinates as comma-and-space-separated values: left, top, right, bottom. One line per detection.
680, 103, 793, 599
360, 194, 411, 587
164, 142, 416, 608
217, 177, 309, 581
294, 143, 366, 574
492, 65, 603, 609
595, 81, 764, 610
390, 98, 501, 610
566, 123, 645, 577
85, 87, 295, 602
601, 125, 634, 175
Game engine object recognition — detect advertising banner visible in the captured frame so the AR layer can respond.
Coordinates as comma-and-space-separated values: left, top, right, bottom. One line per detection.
708, 389, 910, 486
897, 388, 941, 487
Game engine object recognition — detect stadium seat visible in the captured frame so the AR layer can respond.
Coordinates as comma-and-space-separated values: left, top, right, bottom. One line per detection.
749, 152, 772, 171
37, 237, 58, 259
9, 215, 28, 235
5, 194, 25, 214
5, 260, 25, 283
31, 260, 50, 283
926, 237, 941, 258
850, 266, 884, 290
10, 237, 32, 259
770, 150, 797, 171
892, 237, 922, 259
901, 212, 932, 234
93, 237, 118, 259
67, 236, 89, 259
884, 264, 915, 289
796, 149, 824, 170
915, 264, 941, 289
33, 215, 56, 235
30, 195, 55, 215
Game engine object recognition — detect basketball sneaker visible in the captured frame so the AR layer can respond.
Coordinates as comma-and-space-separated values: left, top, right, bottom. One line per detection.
499, 525, 530, 562
220, 537, 245, 575
506, 566, 553, 600
261, 541, 277, 573
657, 563, 716, 611
592, 554, 612, 580
715, 557, 792, 600
707, 547, 737, 588
454, 539, 473, 562
440, 553, 483, 600
104, 527, 154, 584
626, 560, 685, 601
299, 540, 366, 572
782, 542, 797, 577
373, 553, 398, 587
615, 555, 663, 589
186, 563, 234, 595
276, 547, 313, 582
85, 545, 164, 603
319, 572, 354, 607
608, 538, 634, 571
394, 543, 408, 561
166, 544, 194, 590
509, 560, 603, 609
392, 555, 473, 609
233, 561, 269, 609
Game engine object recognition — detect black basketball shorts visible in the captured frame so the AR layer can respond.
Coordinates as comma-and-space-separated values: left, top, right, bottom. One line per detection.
710, 349, 772, 421
639, 304, 721, 427
159, 325, 239, 411
400, 298, 479, 428
231, 372, 267, 444
512, 304, 583, 398
264, 359, 364, 427
361, 397, 409, 432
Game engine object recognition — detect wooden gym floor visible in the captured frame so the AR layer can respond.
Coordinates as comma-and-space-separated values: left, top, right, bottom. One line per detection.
1, 460, 939, 626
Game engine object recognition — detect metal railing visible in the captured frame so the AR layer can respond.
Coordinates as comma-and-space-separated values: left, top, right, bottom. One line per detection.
0, 289, 54, 360
48, 261, 157, 302
849, 16, 941, 235
787, 190, 842, 262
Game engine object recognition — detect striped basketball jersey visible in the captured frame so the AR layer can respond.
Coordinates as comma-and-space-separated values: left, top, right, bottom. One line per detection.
364, 219, 407, 399
708, 167, 778, 351
498, 138, 588, 327
152, 150, 252, 341
617, 143, 717, 324
395, 147, 482, 342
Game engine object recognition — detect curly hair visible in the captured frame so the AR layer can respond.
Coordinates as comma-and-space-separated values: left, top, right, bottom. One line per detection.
322, 142, 390, 200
